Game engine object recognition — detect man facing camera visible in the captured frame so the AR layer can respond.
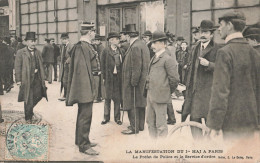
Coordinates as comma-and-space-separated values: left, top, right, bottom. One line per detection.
145, 30, 179, 139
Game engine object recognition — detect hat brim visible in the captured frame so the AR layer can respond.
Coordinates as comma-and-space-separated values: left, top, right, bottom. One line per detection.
151, 37, 168, 43
199, 27, 216, 32
107, 36, 120, 41
25, 38, 37, 41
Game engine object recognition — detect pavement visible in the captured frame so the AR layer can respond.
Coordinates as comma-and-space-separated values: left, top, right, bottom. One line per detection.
0, 81, 232, 162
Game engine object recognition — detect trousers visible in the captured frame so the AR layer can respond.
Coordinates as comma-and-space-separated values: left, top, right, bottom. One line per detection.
104, 99, 120, 121
43, 63, 53, 83
127, 107, 145, 133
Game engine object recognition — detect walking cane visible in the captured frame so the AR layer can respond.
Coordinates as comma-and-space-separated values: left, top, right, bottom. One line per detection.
134, 87, 137, 136
121, 104, 124, 123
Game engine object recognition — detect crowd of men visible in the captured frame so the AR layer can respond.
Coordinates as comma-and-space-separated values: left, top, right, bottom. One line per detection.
0, 10, 259, 156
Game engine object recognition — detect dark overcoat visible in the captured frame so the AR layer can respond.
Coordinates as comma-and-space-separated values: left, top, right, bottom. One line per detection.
144, 51, 179, 103
0, 43, 9, 75
207, 38, 260, 133
42, 43, 54, 63
66, 41, 95, 106
122, 39, 150, 110
15, 47, 48, 104
101, 46, 123, 101
59, 42, 73, 82
183, 40, 220, 119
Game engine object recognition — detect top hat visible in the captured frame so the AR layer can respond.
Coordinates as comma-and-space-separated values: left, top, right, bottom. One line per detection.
218, 11, 246, 23
94, 34, 102, 40
199, 20, 216, 32
120, 28, 127, 35
151, 30, 168, 42
25, 32, 37, 41
81, 22, 95, 31
107, 32, 120, 41
125, 24, 139, 36
143, 30, 152, 37
60, 33, 69, 39
176, 36, 185, 41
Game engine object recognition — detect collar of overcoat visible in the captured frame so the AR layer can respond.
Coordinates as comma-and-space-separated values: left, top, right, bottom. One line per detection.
22, 47, 37, 59
148, 51, 168, 73
226, 37, 248, 45
124, 39, 140, 55
200, 40, 215, 58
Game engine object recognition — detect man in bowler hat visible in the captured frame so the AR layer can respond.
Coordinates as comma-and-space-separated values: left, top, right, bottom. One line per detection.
144, 30, 179, 138
66, 22, 99, 155
101, 32, 123, 125
207, 11, 260, 140
121, 24, 150, 135
15, 32, 48, 123
182, 20, 220, 139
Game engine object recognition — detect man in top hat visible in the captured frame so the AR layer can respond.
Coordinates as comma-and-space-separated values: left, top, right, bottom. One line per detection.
121, 24, 150, 135
144, 30, 179, 139
101, 32, 123, 125
15, 32, 48, 123
59, 33, 73, 101
92, 34, 105, 103
119, 28, 130, 53
66, 22, 99, 155
207, 11, 260, 140
182, 20, 220, 139
50, 38, 60, 82
142, 30, 155, 58
42, 38, 54, 84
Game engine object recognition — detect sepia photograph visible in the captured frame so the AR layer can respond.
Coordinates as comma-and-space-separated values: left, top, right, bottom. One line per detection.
0, 0, 259, 162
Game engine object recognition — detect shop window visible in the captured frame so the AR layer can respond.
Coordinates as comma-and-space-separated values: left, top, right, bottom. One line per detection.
109, 8, 121, 32
48, 0, 55, 10
39, 23, 46, 34
58, 22, 67, 33
21, 14, 29, 24
214, 0, 234, 9
68, 0, 77, 8
20, 0, 28, 4
48, 34, 56, 40
68, 33, 78, 44
68, 9, 77, 20
0, 0, 8, 7
38, 12, 47, 23
30, 13, 37, 24
48, 11, 55, 22
30, 24, 37, 33
30, 2, 37, 13
48, 23, 56, 33
192, 11, 211, 27
238, 0, 259, 6
57, 10, 67, 21
192, 0, 211, 10
38, 34, 46, 44
214, 9, 234, 25
21, 4, 28, 14
21, 25, 29, 35
123, 7, 137, 27
68, 21, 78, 32
58, 0, 66, 9
237, 7, 260, 25
38, 1, 46, 12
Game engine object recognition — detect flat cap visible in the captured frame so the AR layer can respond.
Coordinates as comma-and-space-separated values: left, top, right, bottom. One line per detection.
218, 11, 246, 23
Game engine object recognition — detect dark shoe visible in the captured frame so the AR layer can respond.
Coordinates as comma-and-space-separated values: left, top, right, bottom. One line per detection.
54, 79, 57, 81
79, 147, 99, 155
101, 120, 109, 125
139, 129, 144, 131
48, 82, 52, 84
167, 121, 176, 125
176, 110, 182, 114
116, 120, 122, 125
58, 97, 66, 101
127, 126, 133, 130
0, 119, 4, 123
90, 142, 97, 147
121, 129, 138, 135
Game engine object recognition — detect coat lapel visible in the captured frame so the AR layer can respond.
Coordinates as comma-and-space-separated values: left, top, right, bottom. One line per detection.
201, 41, 214, 58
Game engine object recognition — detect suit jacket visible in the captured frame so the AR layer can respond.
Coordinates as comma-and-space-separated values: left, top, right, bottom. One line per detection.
122, 39, 150, 110
42, 43, 54, 63
207, 38, 260, 133
15, 47, 47, 104
144, 50, 179, 103
183, 40, 220, 119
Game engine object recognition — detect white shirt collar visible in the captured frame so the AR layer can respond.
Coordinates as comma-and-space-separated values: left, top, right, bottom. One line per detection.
225, 32, 243, 43
201, 40, 210, 49
80, 36, 92, 44
130, 37, 138, 46
155, 48, 165, 58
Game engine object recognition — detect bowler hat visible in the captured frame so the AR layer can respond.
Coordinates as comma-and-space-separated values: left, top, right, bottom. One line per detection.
243, 27, 260, 42
151, 30, 168, 42
143, 30, 152, 37
176, 36, 185, 41
218, 11, 246, 23
81, 22, 95, 31
107, 32, 120, 41
125, 24, 139, 36
60, 33, 69, 39
25, 32, 37, 41
199, 20, 216, 32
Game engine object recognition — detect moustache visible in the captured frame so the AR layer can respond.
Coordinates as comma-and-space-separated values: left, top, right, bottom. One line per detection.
200, 37, 207, 39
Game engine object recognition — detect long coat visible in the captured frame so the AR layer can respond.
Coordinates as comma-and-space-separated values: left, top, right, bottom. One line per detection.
101, 46, 123, 101
66, 41, 96, 106
183, 40, 220, 119
144, 51, 179, 103
122, 39, 150, 110
42, 43, 54, 63
59, 42, 73, 82
0, 43, 9, 75
15, 47, 48, 104
207, 38, 260, 133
